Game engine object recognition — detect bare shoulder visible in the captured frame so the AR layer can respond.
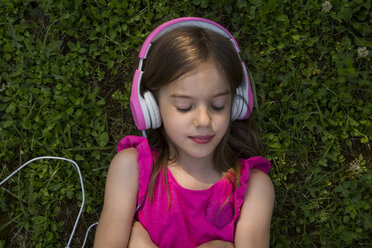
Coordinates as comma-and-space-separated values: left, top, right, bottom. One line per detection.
248, 168, 275, 200
94, 147, 140, 247
234, 169, 275, 248
109, 147, 139, 173
103, 147, 140, 203
241, 168, 275, 219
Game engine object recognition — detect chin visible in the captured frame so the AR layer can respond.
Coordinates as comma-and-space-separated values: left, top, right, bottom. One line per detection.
185, 144, 218, 159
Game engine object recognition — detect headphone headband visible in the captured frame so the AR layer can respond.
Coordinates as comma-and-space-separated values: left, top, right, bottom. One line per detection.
130, 17, 253, 130
139, 17, 240, 61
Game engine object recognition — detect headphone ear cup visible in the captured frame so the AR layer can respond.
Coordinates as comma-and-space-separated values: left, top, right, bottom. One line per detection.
231, 87, 242, 121
240, 63, 252, 119
143, 91, 162, 129
231, 96, 238, 121
231, 62, 251, 121
130, 70, 152, 130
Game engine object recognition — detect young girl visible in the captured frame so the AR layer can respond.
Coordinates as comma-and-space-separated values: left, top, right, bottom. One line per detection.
94, 17, 274, 248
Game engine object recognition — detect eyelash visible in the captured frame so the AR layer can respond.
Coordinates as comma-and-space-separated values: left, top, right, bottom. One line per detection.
176, 105, 225, 113
212, 105, 225, 111
176, 107, 192, 112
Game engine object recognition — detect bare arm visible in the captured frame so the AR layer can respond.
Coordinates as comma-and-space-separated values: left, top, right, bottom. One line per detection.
197, 240, 234, 248
94, 148, 139, 247
234, 169, 275, 248
129, 221, 158, 248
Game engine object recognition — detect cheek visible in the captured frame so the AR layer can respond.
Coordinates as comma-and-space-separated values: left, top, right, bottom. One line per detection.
215, 112, 230, 132
158, 99, 173, 122
161, 109, 187, 134
223, 116, 231, 131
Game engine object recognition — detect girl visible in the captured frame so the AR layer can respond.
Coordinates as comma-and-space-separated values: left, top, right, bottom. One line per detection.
94, 17, 274, 248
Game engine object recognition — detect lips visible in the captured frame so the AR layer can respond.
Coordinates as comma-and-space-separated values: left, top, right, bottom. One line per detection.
189, 135, 215, 144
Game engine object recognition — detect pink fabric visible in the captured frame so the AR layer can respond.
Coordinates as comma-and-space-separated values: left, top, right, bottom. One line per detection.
117, 135, 271, 248
130, 70, 147, 130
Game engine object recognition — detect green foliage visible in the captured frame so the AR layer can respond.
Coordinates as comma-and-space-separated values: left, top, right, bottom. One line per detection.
0, 0, 371, 247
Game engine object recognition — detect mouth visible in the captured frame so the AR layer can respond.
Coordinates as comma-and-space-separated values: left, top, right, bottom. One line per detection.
189, 135, 215, 144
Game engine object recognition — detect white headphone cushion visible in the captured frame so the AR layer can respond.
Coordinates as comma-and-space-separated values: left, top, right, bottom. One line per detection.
143, 91, 161, 129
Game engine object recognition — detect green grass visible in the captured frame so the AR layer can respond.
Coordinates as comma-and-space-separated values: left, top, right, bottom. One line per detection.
0, 0, 371, 247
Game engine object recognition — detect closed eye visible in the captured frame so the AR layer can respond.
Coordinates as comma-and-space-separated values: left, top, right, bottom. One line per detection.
176, 106, 192, 112
211, 105, 225, 111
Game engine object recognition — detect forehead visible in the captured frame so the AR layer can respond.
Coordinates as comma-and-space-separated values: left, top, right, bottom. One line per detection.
162, 62, 230, 97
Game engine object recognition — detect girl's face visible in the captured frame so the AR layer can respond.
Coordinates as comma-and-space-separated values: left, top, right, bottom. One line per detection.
158, 61, 231, 162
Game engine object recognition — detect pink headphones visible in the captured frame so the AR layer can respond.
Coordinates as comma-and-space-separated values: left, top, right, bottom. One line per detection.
130, 17, 254, 130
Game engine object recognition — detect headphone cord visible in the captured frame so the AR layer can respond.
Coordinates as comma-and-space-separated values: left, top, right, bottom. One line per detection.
82, 222, 98, 247
0, 156, 85, 248
1, 130, 148, 247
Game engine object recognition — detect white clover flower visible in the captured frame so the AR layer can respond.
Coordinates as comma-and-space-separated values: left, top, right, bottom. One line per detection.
349, 160, 360, 172
322, 1, 332, 12
357, 47, 369, 58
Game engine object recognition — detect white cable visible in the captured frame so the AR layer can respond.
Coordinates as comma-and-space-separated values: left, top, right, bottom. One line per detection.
82, 131, 147, 246
82, 222, 98, 248
0, 156, 85, 248
2, 130, 149, 247
141, 130, 147, 138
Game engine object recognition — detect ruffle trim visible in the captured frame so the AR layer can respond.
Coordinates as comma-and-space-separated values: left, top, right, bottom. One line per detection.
117, 136, 271, 216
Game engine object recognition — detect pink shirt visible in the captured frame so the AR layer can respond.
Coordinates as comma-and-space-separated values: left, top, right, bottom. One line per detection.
118, 135, 270, 248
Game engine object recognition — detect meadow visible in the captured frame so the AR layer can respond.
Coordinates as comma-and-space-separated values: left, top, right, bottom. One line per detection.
0, 0, 371, 247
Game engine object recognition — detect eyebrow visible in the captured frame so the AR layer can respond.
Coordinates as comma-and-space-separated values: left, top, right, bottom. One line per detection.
170, 90, 230, 99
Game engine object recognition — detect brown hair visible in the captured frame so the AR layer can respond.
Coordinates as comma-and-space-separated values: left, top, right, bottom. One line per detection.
140, 26, 262, 202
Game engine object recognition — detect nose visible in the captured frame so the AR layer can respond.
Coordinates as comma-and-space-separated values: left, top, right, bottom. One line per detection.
194, 106, 211, 127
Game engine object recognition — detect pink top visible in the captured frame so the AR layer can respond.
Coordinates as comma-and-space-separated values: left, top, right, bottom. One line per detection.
118, 135, 271, 248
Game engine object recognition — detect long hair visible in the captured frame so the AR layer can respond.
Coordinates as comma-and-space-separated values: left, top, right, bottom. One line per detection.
140, 26, 262, 201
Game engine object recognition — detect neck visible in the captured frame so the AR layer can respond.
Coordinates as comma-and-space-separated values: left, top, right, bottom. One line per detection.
168, 149, 221, 184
